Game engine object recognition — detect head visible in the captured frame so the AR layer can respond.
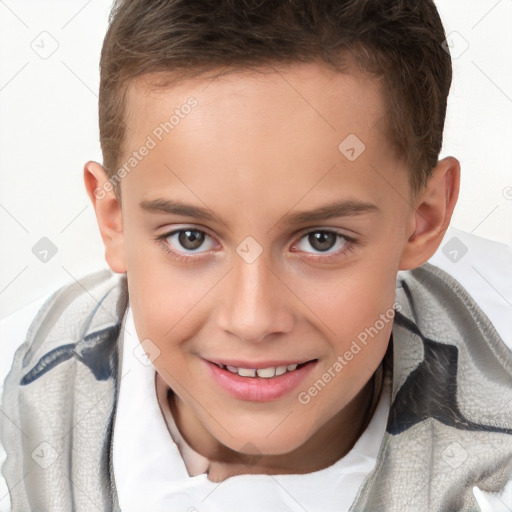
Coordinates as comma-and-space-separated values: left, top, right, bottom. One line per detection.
84, 0, 459, 462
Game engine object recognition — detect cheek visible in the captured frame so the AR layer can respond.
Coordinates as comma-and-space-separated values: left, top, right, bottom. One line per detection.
125, 249, 181, 353
125, 245, 227, 370
128, 268, 202, 342
124, 230, 195, 331
290, 262, 397, 342
290, 261, 395, 405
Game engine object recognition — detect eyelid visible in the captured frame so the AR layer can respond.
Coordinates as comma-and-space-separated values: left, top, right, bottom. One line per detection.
295, 226, 356, 240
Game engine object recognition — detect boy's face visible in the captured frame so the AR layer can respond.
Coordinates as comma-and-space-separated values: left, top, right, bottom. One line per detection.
88, 61, 456, 464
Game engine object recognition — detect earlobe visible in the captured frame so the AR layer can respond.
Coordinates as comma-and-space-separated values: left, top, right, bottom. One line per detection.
399, 156, 460, 270
83, 161, 127, 274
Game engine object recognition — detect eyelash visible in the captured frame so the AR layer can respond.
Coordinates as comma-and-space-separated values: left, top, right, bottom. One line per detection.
156, 227, 356, 263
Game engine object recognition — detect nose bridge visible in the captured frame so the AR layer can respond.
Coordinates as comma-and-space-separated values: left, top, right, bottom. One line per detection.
220, 252, 292, 342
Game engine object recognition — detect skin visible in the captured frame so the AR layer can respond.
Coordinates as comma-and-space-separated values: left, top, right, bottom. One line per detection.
84, 61, 460, 482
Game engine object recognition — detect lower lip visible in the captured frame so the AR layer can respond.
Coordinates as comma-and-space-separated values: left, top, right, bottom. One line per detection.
205, 360, 317, 402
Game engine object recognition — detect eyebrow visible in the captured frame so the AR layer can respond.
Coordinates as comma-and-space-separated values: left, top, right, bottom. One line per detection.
139, 198, 379, 227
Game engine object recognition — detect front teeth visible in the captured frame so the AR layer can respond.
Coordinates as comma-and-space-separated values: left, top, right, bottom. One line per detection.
219, 363, 303, 378
238, 368, 256, 377
256, 367, 275, 378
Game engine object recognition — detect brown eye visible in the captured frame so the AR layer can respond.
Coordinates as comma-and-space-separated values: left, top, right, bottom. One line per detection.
164, 228, 214, 254
295, 230, 349, 255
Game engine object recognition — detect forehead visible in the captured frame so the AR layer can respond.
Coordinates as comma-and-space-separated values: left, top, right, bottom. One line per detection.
125, 62, 385, 135
120, 62, 408, 217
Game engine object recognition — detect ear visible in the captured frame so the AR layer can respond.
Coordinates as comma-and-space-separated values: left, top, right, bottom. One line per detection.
83, 161, 127, 273
399, 156, 460, 270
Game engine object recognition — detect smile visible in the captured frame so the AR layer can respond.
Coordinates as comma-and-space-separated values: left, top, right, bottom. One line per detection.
205, 358, 318, 401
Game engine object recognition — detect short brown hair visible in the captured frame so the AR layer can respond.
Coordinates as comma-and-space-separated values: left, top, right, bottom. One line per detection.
99, 0, 452, 195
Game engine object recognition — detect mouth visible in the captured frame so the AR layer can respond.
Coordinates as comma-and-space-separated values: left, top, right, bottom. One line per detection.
204, 358, 318, 401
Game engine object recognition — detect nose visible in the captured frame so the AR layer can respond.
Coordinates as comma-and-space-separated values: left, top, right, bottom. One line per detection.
217, 254, 294, 343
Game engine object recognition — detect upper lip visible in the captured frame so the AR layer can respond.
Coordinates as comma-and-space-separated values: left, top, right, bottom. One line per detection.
205, 358, 316, 369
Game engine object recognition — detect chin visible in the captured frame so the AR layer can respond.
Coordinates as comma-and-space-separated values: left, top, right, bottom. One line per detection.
220, 424, 312, 457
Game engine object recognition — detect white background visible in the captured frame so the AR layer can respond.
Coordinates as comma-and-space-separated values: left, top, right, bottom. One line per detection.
0, 0, 511, 319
